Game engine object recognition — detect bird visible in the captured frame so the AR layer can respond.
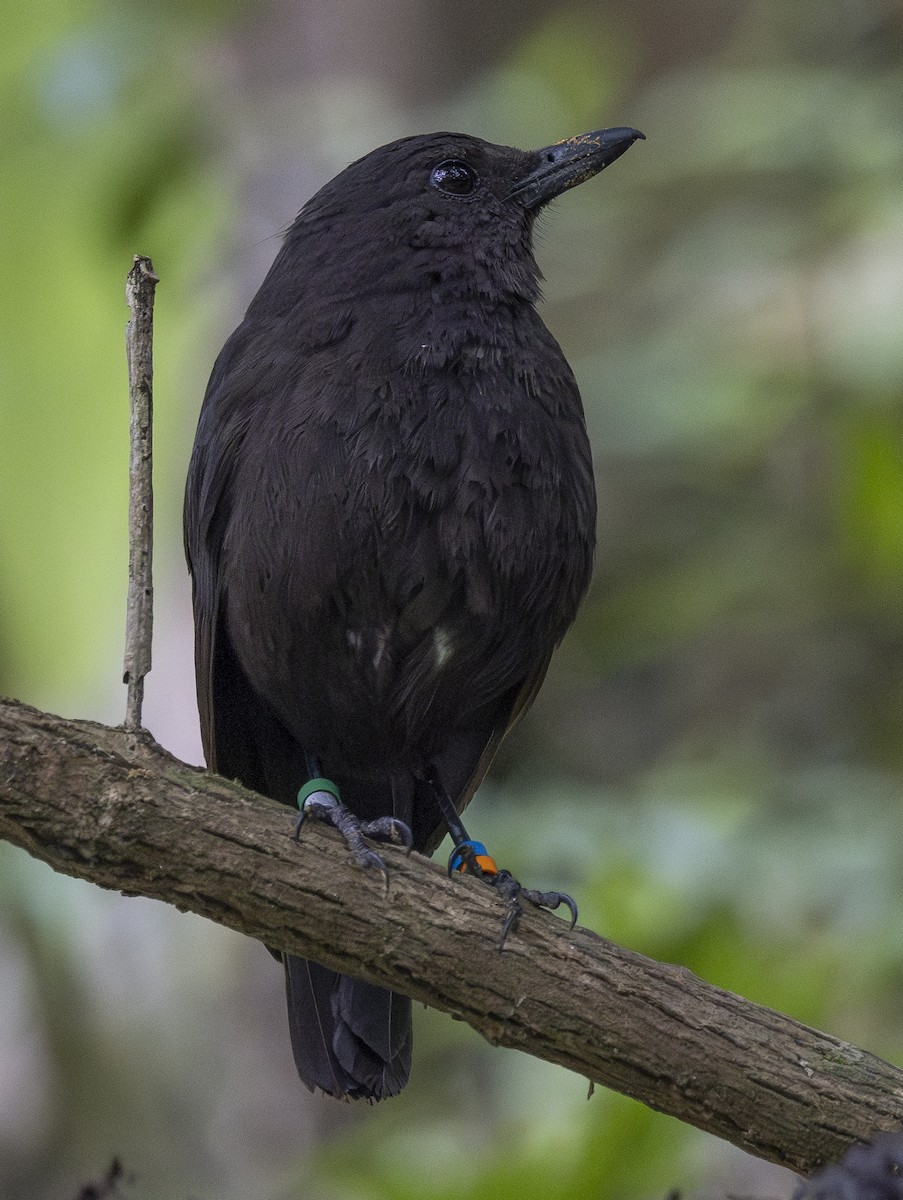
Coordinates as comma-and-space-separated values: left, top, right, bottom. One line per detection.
184, 125, 644, 1101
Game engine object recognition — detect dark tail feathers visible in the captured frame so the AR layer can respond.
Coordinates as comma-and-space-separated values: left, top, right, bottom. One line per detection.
283, 955, 412, 1100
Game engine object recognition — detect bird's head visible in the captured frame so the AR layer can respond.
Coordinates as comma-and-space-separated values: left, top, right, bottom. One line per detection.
278, 128, 644, 308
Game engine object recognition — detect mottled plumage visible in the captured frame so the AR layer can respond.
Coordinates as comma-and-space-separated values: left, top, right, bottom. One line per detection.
185, 127, 642, 1100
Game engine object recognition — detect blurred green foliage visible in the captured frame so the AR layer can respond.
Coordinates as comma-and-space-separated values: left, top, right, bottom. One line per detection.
839, 412, 903, 602
2, 0, 903, 1198
0, 0, 230, 705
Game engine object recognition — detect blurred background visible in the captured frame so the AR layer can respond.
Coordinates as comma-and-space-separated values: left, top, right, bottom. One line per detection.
2, 0, 903, 1196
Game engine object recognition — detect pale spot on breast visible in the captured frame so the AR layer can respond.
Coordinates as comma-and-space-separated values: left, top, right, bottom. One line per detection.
346, 627, 392, 671
433, 626, 454, 667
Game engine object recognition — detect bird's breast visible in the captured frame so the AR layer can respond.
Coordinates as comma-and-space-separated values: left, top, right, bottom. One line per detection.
222, 309, 595, 765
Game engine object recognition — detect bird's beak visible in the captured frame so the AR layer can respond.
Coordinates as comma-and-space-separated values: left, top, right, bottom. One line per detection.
510, 127, 645, 209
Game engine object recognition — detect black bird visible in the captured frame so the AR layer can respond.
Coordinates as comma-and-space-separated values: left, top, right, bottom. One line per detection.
184, 126, 643, 1101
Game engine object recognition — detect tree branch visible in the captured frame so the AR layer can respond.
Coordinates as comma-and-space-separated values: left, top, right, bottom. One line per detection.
1, 694, 900, 1175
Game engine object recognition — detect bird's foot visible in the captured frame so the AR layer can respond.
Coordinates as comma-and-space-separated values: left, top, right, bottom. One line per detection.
294, 778, 412, 887
447, 839, 578, 951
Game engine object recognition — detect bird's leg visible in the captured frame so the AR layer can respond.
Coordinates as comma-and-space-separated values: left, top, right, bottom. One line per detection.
425, 766, 578, 951
293, 757, 412, 887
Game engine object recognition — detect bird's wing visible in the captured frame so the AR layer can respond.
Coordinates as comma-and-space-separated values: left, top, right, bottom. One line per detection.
184, 327, 276, 785
183, 404, 231, 772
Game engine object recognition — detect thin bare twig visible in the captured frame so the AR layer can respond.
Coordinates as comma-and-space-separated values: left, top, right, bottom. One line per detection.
123, 256, 158, 730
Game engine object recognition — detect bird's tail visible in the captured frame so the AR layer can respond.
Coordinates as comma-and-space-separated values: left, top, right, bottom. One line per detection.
283, 954, 412, 1100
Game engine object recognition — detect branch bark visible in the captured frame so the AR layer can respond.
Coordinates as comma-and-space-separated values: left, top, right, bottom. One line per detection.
1, 694, 900, 1176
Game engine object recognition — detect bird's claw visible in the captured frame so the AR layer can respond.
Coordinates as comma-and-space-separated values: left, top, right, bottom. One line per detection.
359, 815, 414, 853
448, 842, 578, 951
520, 887, 579, 930
294, 789, 412, 885
491, 872, 578, 951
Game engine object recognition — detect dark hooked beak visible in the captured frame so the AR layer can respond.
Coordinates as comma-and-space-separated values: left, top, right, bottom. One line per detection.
510, 126, 645, 209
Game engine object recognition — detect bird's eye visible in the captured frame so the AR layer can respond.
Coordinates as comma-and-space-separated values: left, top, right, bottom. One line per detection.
429, 160, 479, 196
